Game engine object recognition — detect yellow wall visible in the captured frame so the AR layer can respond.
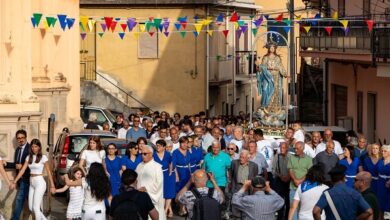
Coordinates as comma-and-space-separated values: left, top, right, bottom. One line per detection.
80, 7, 206, 115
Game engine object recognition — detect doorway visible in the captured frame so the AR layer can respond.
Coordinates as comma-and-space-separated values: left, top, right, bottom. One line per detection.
367, 92, 377, 143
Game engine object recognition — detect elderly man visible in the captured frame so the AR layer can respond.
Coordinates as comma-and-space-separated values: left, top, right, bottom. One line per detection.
117, 119, 130, 139
248, 141, 268, 179
230, 126, 245, 152
232, 176, 284, 220
224, 125, 234, 144
355, 136, 368, 159
354, 171, 379, 220
254, 129, 274, 186
177, 169, 224, 219
136, 145, 165, 220
226, 143, 239, 160
288, 141, 312, 220
313, 141, 339, 185
313, 165, 373, 220
203, 140, 231, 191
314, 128, 343, 157
272, 142, 290, 220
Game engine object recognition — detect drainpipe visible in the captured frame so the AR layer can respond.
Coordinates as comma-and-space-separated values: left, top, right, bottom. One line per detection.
323, 59, 329, 125
206, 5, 210, 116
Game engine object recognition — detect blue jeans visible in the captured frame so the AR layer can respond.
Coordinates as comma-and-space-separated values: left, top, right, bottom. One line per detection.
11, 180, 29, 220
289, 189, 298, 220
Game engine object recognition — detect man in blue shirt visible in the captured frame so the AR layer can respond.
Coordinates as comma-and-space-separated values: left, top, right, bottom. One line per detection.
313, 164, 373, 220
126, 116, 147, 141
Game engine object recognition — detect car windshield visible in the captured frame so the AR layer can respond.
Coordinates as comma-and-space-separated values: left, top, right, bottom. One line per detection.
69, 134, 116, 153
103, 109, 116, 124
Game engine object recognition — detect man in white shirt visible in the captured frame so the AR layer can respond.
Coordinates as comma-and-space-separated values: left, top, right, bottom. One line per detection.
117, 120, 130, 139
254, 129, 274, 186
314, 128, 343, 157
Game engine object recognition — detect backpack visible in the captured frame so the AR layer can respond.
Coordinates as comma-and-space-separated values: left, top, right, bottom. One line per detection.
111, 191, 143, 220
191, 188, 222, 220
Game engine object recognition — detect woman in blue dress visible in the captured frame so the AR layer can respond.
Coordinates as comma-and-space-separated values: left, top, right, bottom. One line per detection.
339, 145, 360, 188
188, 135, 204, 173
360, 143, 381, 195
172, 136, 192, 216
377, 145, 390, 217
121, 142, 142, 171
153, 139, 176, 218
105, 143, 124, 196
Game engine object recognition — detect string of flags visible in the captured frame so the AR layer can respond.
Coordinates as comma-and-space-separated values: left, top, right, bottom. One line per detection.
30, 11, 377, 40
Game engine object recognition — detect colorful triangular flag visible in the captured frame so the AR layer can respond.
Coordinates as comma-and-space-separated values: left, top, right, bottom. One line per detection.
87, 20, 96, 32
366, 20, 374, 32
325, 26, 332, 36
342, 27, 350, 36
66, 18, 75, 29
100, 23, 107, 32
120, 23, 127, 32
180, 31, 187, 38
174, 23, 181, 30
339, 20, 349, 29
98, 32, 104, 38
104, 17, 113, 30
253, 15, 263, 28
139, 24, 146, 33
110, 21, 117, 32
119, 32, 125, 39
79, 16, 89, 30
127, 18, 137, 31
57, 14, 67, 31
81, 33, 87, 40
194, 23, 203, 35
206, 30, 213, 37
163, 31, 169, 37
275, 13, 283, 22
193, 31, 198, 37
252, 28, 258, 36
153, 18, 162, 27
240, 25, 248, 33
31, 17, 37, 28
236, 29, 243, 39
303, 26, 311, 33
149, 32, 155, 37
33, 13, 43, 27
230, 12, 238, 22
332, 11, 339, 20
222, 30, 229, 38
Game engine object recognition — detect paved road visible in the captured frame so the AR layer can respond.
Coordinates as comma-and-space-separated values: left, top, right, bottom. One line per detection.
48, 195, 185, 220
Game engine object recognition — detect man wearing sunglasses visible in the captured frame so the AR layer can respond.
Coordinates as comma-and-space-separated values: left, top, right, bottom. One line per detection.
136, 145, 166, 220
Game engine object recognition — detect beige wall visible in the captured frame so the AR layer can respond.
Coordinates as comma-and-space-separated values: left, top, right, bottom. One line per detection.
328, 62, 390, 143
329, 0, 387, 16
0, 0, 81, 218
80, 7, 206, 115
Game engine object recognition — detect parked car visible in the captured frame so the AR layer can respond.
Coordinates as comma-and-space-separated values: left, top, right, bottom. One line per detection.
80, 106, 117, 130
52, 128, 128, 187
302, 125, 348, 147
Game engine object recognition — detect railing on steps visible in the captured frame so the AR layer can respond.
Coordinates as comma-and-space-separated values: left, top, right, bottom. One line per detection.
80, 58, 152, 112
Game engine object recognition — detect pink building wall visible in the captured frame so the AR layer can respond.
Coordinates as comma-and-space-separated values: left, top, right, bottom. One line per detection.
328, 62, 390, 143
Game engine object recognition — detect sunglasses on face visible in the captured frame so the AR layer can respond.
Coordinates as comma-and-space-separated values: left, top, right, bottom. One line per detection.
141, 152, 151, 156
227, 148, 235, 151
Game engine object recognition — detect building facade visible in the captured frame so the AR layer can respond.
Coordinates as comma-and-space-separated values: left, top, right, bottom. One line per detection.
299, 0, 390, 143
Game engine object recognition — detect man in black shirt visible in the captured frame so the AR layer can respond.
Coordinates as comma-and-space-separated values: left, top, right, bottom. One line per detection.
110, 169, 158, 220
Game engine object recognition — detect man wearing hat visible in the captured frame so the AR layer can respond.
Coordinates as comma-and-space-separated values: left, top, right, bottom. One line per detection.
313, 164, 373, 220
232, 176, 284, 220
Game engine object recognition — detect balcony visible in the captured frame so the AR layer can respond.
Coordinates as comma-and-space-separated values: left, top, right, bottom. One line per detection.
235, 51, 257, 82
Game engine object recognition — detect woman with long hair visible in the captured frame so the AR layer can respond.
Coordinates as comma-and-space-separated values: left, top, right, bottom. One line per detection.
288, 165, 329, 220
11, 139, 55, 220
339, 145, 360, 188
153, 139, 176, 218
65, 162, 111, 220
105, 143, 124, 197
360, 143, 381, 195
122, 141, 142, 171
377, 145, 390, 219
79, 136, 106, 174
137, 137, 148, 154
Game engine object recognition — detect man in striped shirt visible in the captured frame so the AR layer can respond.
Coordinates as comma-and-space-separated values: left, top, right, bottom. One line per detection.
232, 176, 284, 220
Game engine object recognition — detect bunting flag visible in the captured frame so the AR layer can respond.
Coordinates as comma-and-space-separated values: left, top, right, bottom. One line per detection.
230, 12, 238, 22
153, 18, 162, 27
284, 26, 290, 33
295, 15, 302, 21
149, 32, 155, 37
139, 24, 146, 33
180, 31, 186, 38
237, 20, 245, 27
194, 23, 203, 35
163, 31, 169, 37
174, 23, 181, 30
133, 32, 139, 39
222, 30, 229, 38
118, 32, 125, 39
98, 32, 104, 38
88, 20, 96, 32
163, 21, 170, 32
240, 25, 248, 33
145, 21, 154, 32
104, 17, 114, 30
81, 33, 87, 40
332, 11, 339, 20
234, 22, 239, 30
343, 27, 350, 36
340, 20, 349, 29
79, 22, 86, 32
252, 28, 258, 36
253, 15, 263, 28
325, 26, 332, 36
264, 14, 270, 20
216, 13, 224, 24
236, 29, 243, 39
275, 13, 283, 22
43, 20, 49, 31
31, 17, 37, 28
80, 16, 89, 30
206, 30, 213, 37
127, 18, 137, 31
66, 18, 75, 29
202, 19, 213, 26
181, 21, 187, 29
33, 13, 43, 27
46, 17, 57, 27
366, 20, 374, 32
193, 31, 198, 37
100, 23, 107, 32
58, 14, 67, 31
110, 21, 117, 32
303, 26, 311, 33
120, 23, 127, 32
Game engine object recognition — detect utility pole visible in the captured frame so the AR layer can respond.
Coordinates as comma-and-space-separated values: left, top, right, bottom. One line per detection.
289, 0, 296, 122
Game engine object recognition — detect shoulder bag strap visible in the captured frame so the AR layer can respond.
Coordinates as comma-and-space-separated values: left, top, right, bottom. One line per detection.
324, 191, 341, 220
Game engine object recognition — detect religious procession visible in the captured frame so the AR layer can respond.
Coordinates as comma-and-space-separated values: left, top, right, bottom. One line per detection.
1, 0, 390, 220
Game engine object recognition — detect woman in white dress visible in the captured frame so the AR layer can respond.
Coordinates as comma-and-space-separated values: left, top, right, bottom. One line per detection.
79, 136, 106, 175
0, 156, 11, 220
11, 139, 55, 220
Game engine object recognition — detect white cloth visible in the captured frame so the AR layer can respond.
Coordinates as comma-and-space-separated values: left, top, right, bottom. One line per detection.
67, 185, 84, 218
202, 133, 215, 151
172, 142, 180, 152
257, 140, 274, 172
25, 155, 48, 174
315, 140, 343, 156
294, 183, 329, 220
80, 150, 105, 171
136, 160, 166, 220
293, 129, 305, 142
81, 178, 105, 218
29, 176, 47, 220
304, 144, 316, 158
117, 128, 129, 139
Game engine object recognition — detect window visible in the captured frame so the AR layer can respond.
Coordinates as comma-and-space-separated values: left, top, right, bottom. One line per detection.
357, 91, 363, 133
338, 0, 345, 17
138, 23, 159, 58
267, 19, 288, 46
363, 0, 371, 17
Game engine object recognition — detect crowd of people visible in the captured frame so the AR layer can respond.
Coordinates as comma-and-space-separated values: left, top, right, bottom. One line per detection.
1, 110, 390, 220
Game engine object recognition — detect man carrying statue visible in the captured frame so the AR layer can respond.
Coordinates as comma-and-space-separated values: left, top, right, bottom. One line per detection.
254, 42, 289, 127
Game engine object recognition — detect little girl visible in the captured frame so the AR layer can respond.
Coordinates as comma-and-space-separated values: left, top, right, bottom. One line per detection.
55, 167, 84, 220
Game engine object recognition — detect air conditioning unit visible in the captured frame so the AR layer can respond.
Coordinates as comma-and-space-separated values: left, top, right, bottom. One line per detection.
337, 116, 353, 131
